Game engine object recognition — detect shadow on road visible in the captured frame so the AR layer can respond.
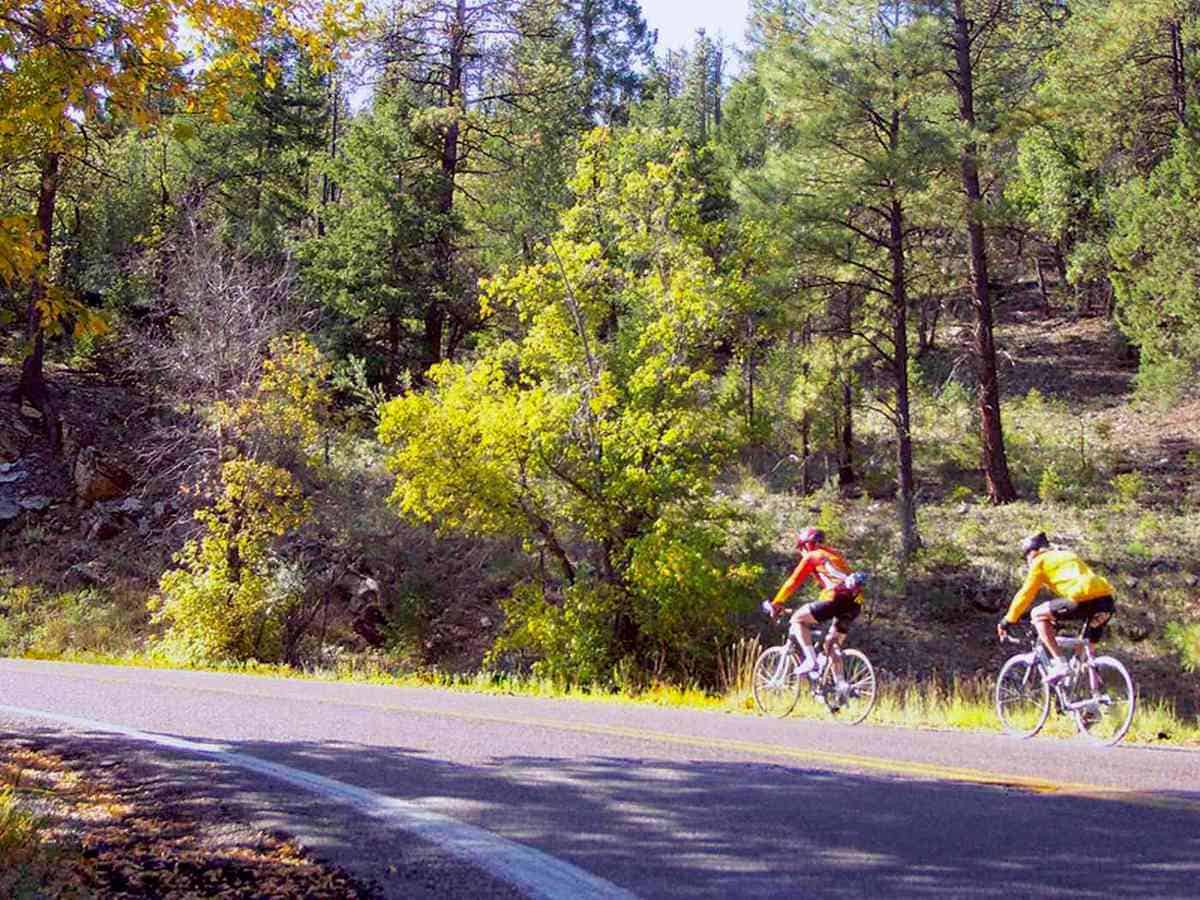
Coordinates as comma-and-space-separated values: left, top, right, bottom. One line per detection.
5, 722, 1195, 898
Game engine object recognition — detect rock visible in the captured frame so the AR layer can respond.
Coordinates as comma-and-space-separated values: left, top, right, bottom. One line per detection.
18, 495, 50, 511
118, 497, 144, 515
20, 403, 42, 420
480, 615, 493, 629
0, 499, 20, 520
74, 446, 133, 506
0, 467, 26, 484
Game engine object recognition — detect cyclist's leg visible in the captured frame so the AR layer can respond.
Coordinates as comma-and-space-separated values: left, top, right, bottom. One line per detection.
789, 604, 820, 670
1032, 599, 1072, 662
828, 596, 860, 684
1081, 596, 1115, 685
794, 594, 839, 672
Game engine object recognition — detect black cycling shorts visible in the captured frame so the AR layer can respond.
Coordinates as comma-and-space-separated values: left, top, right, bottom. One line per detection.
1048, 595, 1115, 642
807, 591, 862, 635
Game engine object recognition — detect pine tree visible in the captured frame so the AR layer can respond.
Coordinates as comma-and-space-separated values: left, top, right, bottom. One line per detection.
742, 0, 950, 559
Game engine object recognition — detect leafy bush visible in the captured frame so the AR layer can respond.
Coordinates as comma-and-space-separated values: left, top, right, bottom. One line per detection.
1110, 471, 1146, 508
1166, 621, 1200, 672
490, 517, 764, 689
153, 459, 311, 663
1037, 462, 1069, 503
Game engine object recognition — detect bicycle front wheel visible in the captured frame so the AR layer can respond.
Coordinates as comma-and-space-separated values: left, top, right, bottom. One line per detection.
1072, 656, 1136, 746
995, 655, 1050, 738
752, 646, 801, 718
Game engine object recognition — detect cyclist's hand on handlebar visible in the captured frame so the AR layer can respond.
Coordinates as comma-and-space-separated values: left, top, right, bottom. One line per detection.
761, 600, 779, 620
996, 619, 1012, 644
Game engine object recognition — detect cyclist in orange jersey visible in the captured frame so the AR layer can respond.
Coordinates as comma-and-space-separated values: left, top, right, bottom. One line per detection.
764, 527, 865, 680
997, 532, 1117, 684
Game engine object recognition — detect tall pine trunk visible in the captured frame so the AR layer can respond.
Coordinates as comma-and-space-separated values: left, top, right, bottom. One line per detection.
951, 2, 1017, 503
838, 377, 856, 489
425, 0, 466, 379
889, 197, 920, 560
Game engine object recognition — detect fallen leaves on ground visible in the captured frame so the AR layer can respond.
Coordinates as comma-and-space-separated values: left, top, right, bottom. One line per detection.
0, 739, 376, 898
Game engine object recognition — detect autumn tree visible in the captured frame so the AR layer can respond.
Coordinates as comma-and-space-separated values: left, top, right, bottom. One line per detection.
379, 128, 763, 685
0, 0, 353, 450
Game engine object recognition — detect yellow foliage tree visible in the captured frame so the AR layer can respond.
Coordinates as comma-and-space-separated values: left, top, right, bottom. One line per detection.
154, 458, 312, 662
0, 0, 357, 448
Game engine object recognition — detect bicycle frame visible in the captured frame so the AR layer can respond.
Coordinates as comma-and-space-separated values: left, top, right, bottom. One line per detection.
1006, 624, 1114, 719
770, 619, 844, 689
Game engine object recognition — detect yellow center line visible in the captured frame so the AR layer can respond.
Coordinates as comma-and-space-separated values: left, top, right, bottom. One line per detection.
10, 664, 1200, 814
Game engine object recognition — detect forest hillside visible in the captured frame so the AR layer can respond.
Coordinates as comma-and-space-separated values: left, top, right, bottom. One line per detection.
1, 0, 1198, 725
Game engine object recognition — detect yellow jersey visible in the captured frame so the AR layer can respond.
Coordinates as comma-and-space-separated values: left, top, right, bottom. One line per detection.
1003, 549, 1114, 624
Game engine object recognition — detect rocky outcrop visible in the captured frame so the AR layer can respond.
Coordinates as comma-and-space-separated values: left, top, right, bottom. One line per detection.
73, 445, 133, 506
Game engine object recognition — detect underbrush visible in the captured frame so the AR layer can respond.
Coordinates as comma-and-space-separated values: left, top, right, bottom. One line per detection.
0, 582, 149, 659
0, 781, 56, 897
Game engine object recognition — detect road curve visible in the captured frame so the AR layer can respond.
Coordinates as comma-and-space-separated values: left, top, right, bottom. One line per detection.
2, 658, 1197, 898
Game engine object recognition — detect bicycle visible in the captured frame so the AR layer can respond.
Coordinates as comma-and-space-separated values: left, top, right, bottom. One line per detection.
751, 609, 877, 724
995, 622, 1136, 746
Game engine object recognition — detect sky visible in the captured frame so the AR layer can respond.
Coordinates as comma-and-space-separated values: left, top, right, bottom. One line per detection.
639, 0, 752, 51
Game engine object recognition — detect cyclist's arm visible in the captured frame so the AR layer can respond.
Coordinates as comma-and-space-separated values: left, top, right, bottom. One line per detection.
1003, 557, 1048, 623
771, 555, 814, 606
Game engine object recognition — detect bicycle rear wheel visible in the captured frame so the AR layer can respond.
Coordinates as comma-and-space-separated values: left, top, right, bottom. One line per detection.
752, 646, 801, 718
995, 655, 1050, 738
1072, 656, 1136, 746
826, 649, 876, 725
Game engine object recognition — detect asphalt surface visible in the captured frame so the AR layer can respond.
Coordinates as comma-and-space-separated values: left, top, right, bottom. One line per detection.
2, 658, 1198, 898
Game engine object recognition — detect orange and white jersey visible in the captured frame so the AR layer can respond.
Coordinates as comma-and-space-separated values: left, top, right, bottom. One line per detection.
770, 545, 852, 606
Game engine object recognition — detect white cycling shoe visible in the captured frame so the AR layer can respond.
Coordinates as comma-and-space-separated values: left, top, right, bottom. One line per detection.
1045, 658, 1072, 683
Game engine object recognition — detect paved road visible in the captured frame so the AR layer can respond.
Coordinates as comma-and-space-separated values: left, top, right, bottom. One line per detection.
1, 658, 1197, 898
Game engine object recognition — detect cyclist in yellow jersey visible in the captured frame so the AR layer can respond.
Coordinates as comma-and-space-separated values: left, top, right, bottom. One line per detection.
997, 532, 1117, 683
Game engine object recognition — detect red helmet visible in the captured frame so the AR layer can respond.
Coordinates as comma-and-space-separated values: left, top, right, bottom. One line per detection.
795, 527, 824, 550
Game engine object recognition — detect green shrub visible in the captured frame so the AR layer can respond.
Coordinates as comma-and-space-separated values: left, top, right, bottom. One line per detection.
27, 590, 127, 657
1038, 463, 1068, 503
948, 484, 975, 505
1132, 358, 1192, 408
1110, 471, 1146, 508
153, 459, 311, 663
1166, 621, 1200, 672
489, 581, 624, 687
490, 516, 764, 690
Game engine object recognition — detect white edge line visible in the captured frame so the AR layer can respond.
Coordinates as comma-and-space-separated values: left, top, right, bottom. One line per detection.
0, 704, 638, 900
